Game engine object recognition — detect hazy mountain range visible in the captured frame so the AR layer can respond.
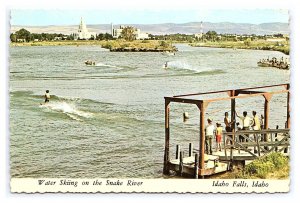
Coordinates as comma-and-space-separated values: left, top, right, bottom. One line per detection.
11, 22, 289, 35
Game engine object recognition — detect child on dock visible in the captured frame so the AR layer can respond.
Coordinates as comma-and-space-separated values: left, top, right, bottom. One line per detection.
216, 123, 222, 152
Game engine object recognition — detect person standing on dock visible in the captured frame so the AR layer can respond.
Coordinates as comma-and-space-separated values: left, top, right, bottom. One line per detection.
216, 123, 223, 152
252, 111, 261, 130
252, 111, 261, 153
224, 112, 235, 145
224, 112, 233, 132
236, 111, 253, 142
205, 118, 215, 155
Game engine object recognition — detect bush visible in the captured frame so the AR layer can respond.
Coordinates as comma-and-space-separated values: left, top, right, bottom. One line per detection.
160, 41, 169, 48
244, 38, 251, 46
237, 152, 289, 179
244, 161, 275, 178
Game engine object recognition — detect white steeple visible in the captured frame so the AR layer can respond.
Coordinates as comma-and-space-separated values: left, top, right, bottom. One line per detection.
200, 21, 203, 36
78, 17, 88, 33
75, 17, 96, 40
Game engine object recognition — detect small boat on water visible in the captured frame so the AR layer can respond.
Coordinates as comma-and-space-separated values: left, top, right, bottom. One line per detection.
257, 57, 289, 70
85, 60, 96, 66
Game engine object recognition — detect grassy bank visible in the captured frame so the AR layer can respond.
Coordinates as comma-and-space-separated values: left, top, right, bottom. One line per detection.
215, 152, 289, 179
98, 40, 177, 52
10, 40, 104, 47
10, 39, 178, 52
190, 40, 289, 55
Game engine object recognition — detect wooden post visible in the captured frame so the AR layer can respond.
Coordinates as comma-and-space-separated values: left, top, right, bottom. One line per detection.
199, 102, 207, 177
230, 90, 236, 138
179, 151, 184, 176
228, 90, 238, 148
275, 125, 279, 152
194, 153, 199, 179
189, 143, 193, 157
263, 94, 272, 151
263, 94, 272, 145
176, 145, 180, 159
224, 133, 227, 160
284, 86, 290, 153
163, 100, 170, 175
286, 84, 290, 129
256, 133, 261, 156
230, 146, 233, 162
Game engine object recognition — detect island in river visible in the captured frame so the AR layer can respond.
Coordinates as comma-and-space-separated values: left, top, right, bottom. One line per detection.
10, 39, 178, 52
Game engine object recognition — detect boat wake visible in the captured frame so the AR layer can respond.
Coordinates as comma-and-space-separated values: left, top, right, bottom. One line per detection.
40, 101, 93, 121
95, 62, 118, 68
164, 60, 215, 73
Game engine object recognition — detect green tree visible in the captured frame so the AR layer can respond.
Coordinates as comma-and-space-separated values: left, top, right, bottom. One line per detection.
10, 33, 17, 42
120, 26, 136, 41
104, 33, 113, 40
15, 28, 31, 42
67, 33, 75, 40
205, 30, 217, 41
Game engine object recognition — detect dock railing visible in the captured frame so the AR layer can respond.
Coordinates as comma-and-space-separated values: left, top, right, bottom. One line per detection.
222, 128, 290, 160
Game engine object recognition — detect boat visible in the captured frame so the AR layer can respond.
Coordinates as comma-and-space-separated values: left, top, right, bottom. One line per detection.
257, 57, 289, 70
85, 60, 96, 66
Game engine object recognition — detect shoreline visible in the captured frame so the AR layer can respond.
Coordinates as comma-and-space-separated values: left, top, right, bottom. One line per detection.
10, 40, 178, 52
189, 41, 289, 55
10, 40, 288, 55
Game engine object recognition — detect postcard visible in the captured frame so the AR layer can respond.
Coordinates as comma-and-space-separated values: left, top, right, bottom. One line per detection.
9, 7, 291, 193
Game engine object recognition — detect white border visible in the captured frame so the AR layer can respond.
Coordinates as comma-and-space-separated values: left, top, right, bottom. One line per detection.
1, 0, 300, 202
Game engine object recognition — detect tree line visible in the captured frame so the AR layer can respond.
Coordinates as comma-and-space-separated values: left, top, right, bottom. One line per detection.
10, 28, 114, 42
11, 28, 288, 43
151, 31, 287, 43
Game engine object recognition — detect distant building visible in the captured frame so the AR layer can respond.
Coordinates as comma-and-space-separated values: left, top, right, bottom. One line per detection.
111, 24, 149, 40
111, 25, 125, 39
74, 17, 96, 40
194, 21, 203, 39
16, 38, 26, 42
54, 37, 62, 41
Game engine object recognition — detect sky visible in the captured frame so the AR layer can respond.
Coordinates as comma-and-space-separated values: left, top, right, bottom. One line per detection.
10, 9, 289, 26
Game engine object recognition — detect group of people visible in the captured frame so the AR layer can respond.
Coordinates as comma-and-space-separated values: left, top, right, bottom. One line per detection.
258, 56, 289, 69
204, 110, 264, 155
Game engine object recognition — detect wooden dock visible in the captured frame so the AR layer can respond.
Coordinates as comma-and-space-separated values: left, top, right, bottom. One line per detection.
163, 84, 290, 178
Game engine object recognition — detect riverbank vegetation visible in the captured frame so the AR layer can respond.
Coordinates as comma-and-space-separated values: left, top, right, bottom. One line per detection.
11, 39, 177, 52
11, 28, 288, 54
10, 27, 177, 52
190, 40, 289, 55
238, 152, 289, 179
101, 39, 177, 52
215, 152, 289, 179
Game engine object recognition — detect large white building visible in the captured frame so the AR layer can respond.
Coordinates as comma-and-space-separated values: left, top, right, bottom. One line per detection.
111, 24, 149, 40
74, 17, 96, 40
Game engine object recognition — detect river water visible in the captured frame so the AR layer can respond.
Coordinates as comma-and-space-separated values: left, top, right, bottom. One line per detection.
9, 44, 289, 178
